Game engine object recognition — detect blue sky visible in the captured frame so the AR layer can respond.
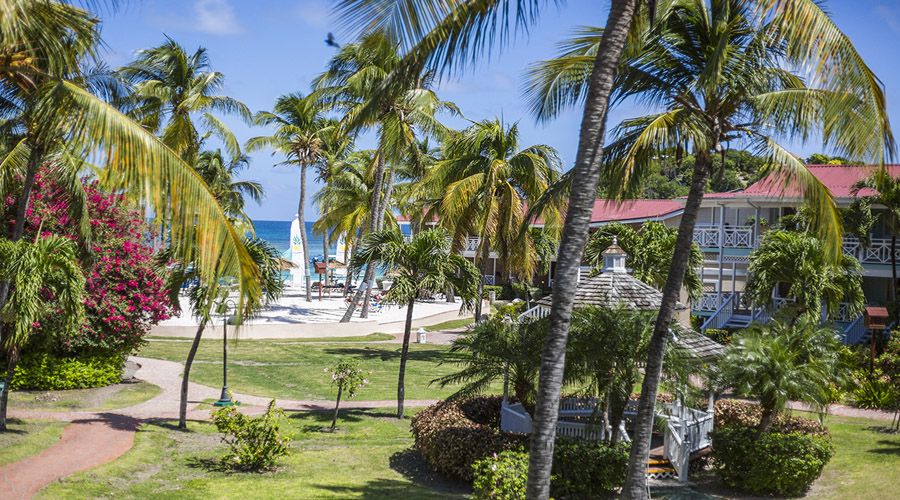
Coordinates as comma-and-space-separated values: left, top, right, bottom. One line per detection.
98, 0, 900, 221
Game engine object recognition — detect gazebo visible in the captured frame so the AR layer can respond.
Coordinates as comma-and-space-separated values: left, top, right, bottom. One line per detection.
522, 238, 724, 361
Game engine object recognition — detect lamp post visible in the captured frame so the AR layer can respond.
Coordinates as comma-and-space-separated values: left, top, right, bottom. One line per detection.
213, 298, 238, 407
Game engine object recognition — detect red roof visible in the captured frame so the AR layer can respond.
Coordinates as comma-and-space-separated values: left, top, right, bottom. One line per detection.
590, 199, 683, 224
740, 165, 900, 200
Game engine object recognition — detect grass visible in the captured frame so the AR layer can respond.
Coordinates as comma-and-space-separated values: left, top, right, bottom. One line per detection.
9, 381, 162, 412
147, 333, 395, 343
424, 317, 474, 331
138, 339, 485, 401
0, 419, 67, 466
39, 409, 466, 499
806, 415, 900, 499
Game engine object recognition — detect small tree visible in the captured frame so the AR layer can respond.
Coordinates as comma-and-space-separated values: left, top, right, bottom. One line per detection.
326, 359, 370, 431
351, 227, 480, 418
0, 236, 86, 430
718, 316, 850, 432
212, 400, 292, 471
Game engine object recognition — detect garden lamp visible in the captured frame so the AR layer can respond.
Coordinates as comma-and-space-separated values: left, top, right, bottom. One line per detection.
213, 297, 238, 407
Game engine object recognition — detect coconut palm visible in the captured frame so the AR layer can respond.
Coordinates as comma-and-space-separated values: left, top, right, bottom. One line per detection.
247, 93, 337, 302
351, 227, 480, 418
118, 37, 251, 163
168, 237, 284, 430
434, 315, 546, 407
0, 1, 260, 378
315, 31, 457, 320
526, 1, 894, 491
427, 119, 563, 320
194, 148, 263, 230
718, 316, 849, 432
584, 222, 703, 300
0, 236, 85, 430
746, 230, 864, 321
851, 169, 900, 308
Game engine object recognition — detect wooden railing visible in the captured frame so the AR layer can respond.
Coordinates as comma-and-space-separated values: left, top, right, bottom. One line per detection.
693, 225, 755, 248
700, 293, 736, 332
843, 237, 900, 265
842, 315, 867, 345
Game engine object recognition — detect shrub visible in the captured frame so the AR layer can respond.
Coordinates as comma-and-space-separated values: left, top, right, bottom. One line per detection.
552, 439, 628, 498
11, 353, 123, 390
703, 328, 732, 345
472, 450, 528, 500
482, 285, 503, 299
411, 397, 527, 481
853, 375, 899, 410
711, 426, 833, 496
714, 400, 828, 436
212, 400, 292, 471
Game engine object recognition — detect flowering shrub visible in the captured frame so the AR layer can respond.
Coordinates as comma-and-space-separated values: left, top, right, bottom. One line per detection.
326, 359, 370, 430
3, 169, 172, 358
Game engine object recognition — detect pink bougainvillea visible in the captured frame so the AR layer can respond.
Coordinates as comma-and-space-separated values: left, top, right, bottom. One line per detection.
3, 169, 173, 356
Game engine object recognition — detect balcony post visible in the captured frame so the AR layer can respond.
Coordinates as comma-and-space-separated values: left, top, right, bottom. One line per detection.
717, 205, 726, 307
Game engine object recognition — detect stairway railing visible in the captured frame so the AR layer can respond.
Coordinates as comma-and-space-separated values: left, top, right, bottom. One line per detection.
842, 315, 866, 345
700, 294, 736, 332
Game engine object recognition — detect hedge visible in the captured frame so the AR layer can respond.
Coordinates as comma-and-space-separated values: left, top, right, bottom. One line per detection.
714, 400, 828, 436
471, 440, 629, 499
11, 353, 124, 390
711, 426, 833, 496
411, 397, 527, 481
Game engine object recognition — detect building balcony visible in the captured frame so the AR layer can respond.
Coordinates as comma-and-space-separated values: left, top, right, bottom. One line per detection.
692, 225, 756, 249
843, 237, 900, 266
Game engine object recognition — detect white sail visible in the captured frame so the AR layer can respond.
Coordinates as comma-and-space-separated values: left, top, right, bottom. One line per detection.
289, 214, 306, 287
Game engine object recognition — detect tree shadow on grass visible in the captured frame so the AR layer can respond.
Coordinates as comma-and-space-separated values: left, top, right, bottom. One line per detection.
865, 425, 899, 435
869, 439, 900, 456
322, 347, 447, 363
387, 447, 469, 496
288, 408, 400, 433
310, 478, 461, 499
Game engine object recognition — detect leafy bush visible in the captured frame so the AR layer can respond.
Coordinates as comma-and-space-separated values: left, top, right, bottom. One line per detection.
472, 450, 528, 500
853, 375, 899, 410
711, 426, 833, 496
212, 400, 292, 471
703, 328, 732, 345
552, 439, 628, 497
470, 440, 629, 498
11, 353, 123, 390
482, 285, 503, 299
714, 400, 828, 436
411, 397, 527, 481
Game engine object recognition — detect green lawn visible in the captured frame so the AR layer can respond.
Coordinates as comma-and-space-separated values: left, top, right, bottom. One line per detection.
0, 419, 67, 466
39, 409, 466, 499
424, 317, 473, 331
807, 415, 900, 499
10, 381, 161, 412
138, 339, 478, 401
147, 333, 395, 342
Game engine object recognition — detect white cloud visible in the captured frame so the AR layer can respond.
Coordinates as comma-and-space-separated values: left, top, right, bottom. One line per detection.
294, 0, 331, 28
194, 0, 242, 35
876, 4, 900, 35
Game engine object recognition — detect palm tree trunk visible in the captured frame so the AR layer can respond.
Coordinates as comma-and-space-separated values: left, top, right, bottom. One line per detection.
341, 150, 387, 323
0, 347, 19, 431
525, 1, 637, 498
397, 296, 416, 419
362, 165, 396, 318
344, 232, 357, 297
299, 165, 312, 302
757, 405, 776, 433
475, 244, 490, 321
179, 320, 207, 429
622, 152, 711, 498
330, 383, 343, 431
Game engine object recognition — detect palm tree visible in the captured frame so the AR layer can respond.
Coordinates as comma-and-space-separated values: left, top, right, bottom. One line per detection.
118, 37, 251, 163
526, 1, 894, 492
718, 316, 849, 432
247, 93, 337, 301
0, 236, 85, 430
0, 1, 260, 389
852, 169, 900, 309
169, 237, 284, 430
315, 31, 457, 320
434, 316, 546, 406
746, 230, 865, 321
194, 148, 263, 230
584, 222, 703, 300
427, 119, 563, 320
351, 227, 480, 417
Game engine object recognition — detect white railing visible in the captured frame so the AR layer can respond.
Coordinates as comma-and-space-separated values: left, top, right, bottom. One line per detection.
464, 237, 480, 252
693, 225, 755, 248
664, 422, 690, 483
844, 237, 900, 265
556, 420, 607, 441
500, 401, 533, 434
483, 275, 495, 285
695, 293, 721, 312
700, 293, 736, 332
559, 397, 599, 414
519, 305, 551, 320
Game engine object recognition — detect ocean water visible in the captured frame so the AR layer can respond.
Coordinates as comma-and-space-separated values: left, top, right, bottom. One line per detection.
252, 220, 336, 259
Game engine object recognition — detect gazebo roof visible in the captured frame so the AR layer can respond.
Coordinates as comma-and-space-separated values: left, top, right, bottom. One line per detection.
670, 324, 725, 361
536, 272, 685, 311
